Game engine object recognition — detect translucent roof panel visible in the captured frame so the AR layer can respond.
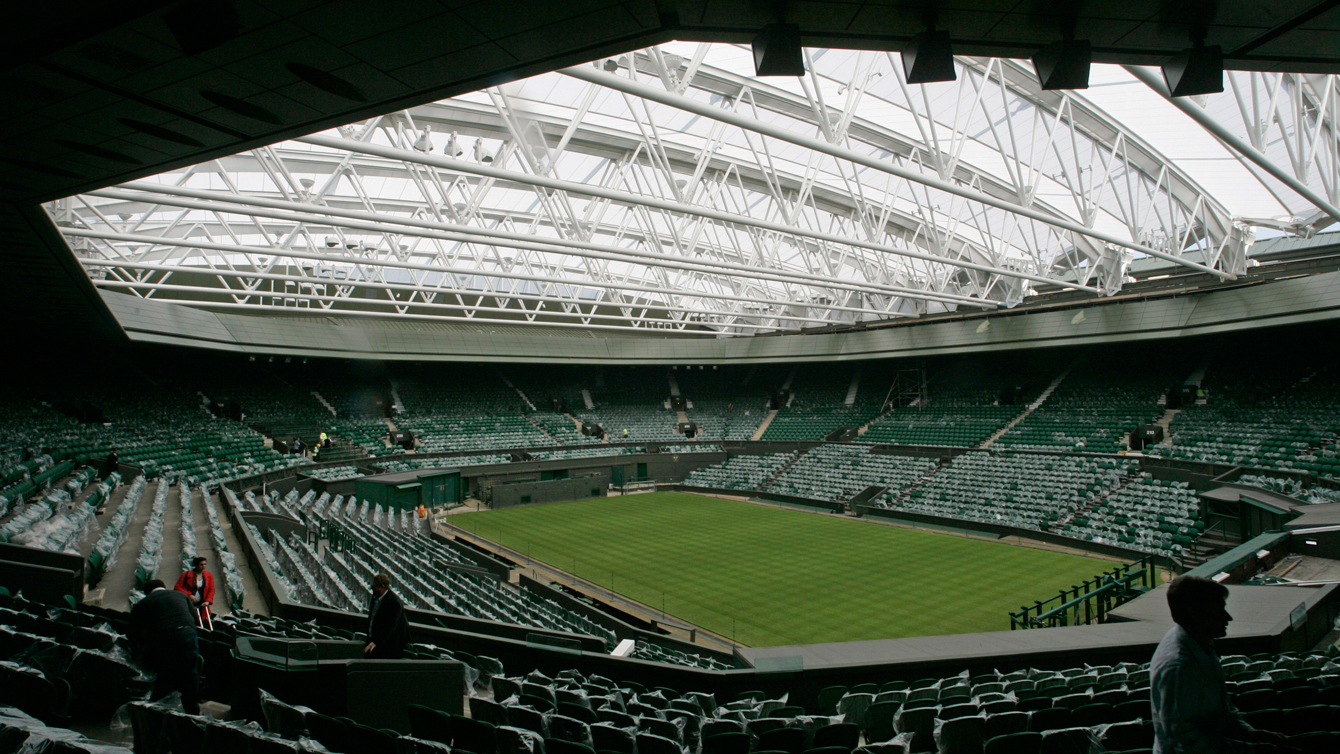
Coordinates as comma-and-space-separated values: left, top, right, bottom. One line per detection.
48, 43, 1335, 337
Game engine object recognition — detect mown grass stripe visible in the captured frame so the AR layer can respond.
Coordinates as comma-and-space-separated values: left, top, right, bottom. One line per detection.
456, 492, 1112, 647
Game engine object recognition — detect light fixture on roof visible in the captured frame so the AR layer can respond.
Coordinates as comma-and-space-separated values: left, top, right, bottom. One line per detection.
412, 125, 433, 153
445, 131, 464, 157
901, 31, 956, 84
602, 58, 619, 72
752, 23, 805, 77
1032, 39, 1092, 90
324, 236, 338, 247
1163, 41, 1223, 97
473, 138, 493, 163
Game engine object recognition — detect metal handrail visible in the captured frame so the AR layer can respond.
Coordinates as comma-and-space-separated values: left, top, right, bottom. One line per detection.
1010, 554, 1158, 629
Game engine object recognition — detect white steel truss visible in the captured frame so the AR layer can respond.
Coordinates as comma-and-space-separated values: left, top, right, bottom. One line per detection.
1127, 65, 1340, 234
51, 43, 1296, 337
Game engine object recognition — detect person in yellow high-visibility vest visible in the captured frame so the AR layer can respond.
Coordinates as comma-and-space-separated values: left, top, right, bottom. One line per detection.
319, 431, 329, 449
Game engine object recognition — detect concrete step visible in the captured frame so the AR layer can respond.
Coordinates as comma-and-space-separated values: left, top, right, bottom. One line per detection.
751, 409, 779, 441
980, 364, 1075, 448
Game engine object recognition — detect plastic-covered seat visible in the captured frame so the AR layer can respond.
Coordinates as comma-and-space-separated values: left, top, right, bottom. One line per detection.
591, 724, 636, 754
813, 723, 860, 751
1098, 721, 1151, 752
759, 727, 807, 754
935, 716, 985, 754
508, 706, 548, 737
983, 713, 1027, 741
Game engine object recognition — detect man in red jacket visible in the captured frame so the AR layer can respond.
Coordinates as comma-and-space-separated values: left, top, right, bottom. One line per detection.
174, 556, 215, 627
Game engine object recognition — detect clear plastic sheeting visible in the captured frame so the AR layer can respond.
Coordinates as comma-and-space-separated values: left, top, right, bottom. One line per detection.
88, 476, 146, 584
10, 477, 106, 554
860, 733, 915, 754
0, 704, 131, 754
201, 484, 246, 610
497, 724, 545, 754
179, 480, 198, 573
257, 490, 619, 649
260, 688, 315, 741
118, 695, 333, 754
7, 638, 152, 719
134, 480, 172, 588
933, 713, 986, 754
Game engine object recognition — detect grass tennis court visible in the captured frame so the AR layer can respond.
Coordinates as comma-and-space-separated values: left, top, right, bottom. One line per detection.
454, 492, 1116, 647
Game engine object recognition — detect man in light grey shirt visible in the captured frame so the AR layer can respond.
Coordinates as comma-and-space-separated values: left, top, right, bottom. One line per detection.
1151, 576, 1287, 754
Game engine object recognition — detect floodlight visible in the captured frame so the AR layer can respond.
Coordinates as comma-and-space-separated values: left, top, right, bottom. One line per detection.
412, 125, 433, 153
446, 132, 464, 157
1163, 44, 1223, 97
901, 31, 956, 84
752, 23, 805, 77
1032, 40, 1091, 90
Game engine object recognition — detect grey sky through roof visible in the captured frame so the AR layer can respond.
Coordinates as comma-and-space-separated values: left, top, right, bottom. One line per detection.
49, 43, 1340, 337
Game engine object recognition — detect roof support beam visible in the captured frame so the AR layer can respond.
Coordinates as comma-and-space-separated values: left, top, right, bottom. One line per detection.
1124, 64, 1340, 225
64, 228, 915, 325
297, 133, 1100, 294
561, 64, 1234, 281
94, 184, 992, 309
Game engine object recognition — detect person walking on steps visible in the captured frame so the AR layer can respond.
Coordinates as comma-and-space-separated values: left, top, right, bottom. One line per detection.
129, 580, 201, 714
174, 556, 215, 629
364, 573, 409, 660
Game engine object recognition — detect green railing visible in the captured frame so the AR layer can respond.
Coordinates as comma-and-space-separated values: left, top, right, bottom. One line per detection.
1010, 554, 1158, 629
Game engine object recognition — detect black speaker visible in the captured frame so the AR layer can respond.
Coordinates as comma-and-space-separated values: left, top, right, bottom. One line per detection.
1129, 424, 1164, 451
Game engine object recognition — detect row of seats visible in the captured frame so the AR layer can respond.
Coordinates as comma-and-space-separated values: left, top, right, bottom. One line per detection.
1234, 474, 1340, 505
1058, 476, 1203, 557
6, 582, 1340, 754
374, 454, 514, 473
1154, 358, 1340, 477
766, 446, 937, 503
885, 454, 1138, 532
683, 453, 798, 492
763, 367, 883, 442
1, 470, 118, 555
996, 358, 1178, 454
307, 465, 366, 482
396, 371, 553, 453
242, 488, 619, 649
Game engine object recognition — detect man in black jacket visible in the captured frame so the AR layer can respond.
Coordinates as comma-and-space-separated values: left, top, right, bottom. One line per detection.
365, 573, 409, 659
129, 579, 201, 714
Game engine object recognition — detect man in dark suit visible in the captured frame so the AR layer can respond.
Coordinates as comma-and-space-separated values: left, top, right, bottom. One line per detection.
129, 579, 201, 714
364, 573, 409, 659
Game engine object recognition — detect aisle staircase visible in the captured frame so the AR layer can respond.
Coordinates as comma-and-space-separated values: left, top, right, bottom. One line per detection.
844, 368, 862, 406
758, 450, 807, 491
980, 365, 1075, 448
1051, 470, 1138, 531
312, 392, 337, 416
500, 372, 537, 411
525, 414, 560, 444
750, 409, 779, 440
